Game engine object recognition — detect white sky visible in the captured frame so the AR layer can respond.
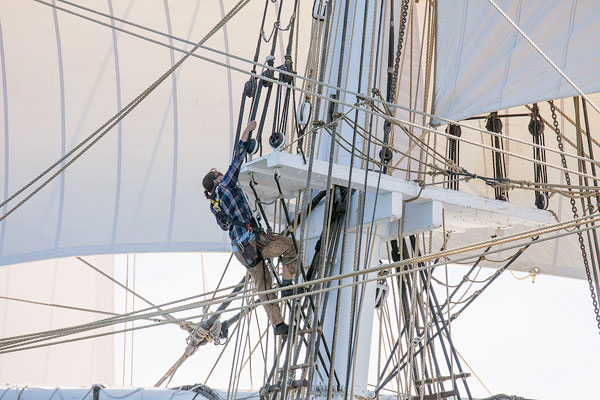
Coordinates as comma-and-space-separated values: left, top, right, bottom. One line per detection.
112, 252, 600, 400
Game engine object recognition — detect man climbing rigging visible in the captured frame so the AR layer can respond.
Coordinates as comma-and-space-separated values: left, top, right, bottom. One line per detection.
202, 120, 297, 336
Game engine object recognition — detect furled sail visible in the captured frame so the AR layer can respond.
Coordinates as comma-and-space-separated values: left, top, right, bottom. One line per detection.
433, 0, 600, 123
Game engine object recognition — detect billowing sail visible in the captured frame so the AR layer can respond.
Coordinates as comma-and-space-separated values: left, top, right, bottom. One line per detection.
0, 0, 255, 265
434, 0, 600, 122
0, 0, 421, 267
0, 255, 115, 384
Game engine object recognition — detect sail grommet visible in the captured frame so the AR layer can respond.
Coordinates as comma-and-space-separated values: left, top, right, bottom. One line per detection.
269, 132, 286, 150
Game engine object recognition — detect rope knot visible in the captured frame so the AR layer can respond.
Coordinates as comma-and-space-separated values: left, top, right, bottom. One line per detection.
184, 320, 222, 355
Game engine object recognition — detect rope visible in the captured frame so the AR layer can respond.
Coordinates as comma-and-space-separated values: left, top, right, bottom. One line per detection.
0, 295, 130, 318
550, 100, 600, 334
487, 0, 600, 114
0, 276, 247, 348
27, 5, 600, 205
77, 257, 180, 325
33, 0, 600, 175
3, 213, 600, 355
0, 0, 251, 224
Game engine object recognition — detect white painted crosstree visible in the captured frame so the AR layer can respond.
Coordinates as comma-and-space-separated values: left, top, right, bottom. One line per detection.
240, 150, 554, 235
239, 148, 554, 397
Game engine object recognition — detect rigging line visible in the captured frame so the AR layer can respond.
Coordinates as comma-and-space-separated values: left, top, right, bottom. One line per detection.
325, 123, 599, 199
342, 1, 378, 395
280, 0, 334, 395
330, 1, 384, 396
1, 0, 250, 221
340, 112, 451, 169
0, 228, 576, 352
525, 104, 591, 152
122, 255, 130, 386
554, 101, 600, 149
377, 242, 529, 396
6, 210, 600, 348
0, 0, 250, 221
371, 90, 439, 178
77, 256, 178, 324
232, 320, 268, 386
487, 0, 599, 114
49, 3, 600, 185
347, 108, 389, 400
321, 125, 443, 175
2, 218, 599, 355
0, 277, 247, 346
386, 118, 452, 171
417, 119, 600, 182
10, 208, 598, 348
47, 0, 600, 170
0, 295, 150, 319
344, 114, 452, 172
453, 346, 494, 397
202, 304, 246, 385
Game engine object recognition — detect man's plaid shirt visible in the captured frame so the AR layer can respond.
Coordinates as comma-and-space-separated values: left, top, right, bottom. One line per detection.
210, 140, 254, 244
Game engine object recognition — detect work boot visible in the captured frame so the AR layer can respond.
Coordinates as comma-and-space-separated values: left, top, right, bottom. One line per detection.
274, 322, 289, 336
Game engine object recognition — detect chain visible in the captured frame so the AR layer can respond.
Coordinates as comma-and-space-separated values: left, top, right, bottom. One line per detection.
549, 100, 600, 334
389, 0, 410, 104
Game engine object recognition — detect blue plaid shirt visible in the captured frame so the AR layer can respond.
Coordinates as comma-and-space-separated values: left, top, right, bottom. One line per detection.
210, 140, 254, 244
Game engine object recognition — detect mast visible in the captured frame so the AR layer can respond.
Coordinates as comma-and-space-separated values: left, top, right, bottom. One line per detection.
307, 0, 379, 397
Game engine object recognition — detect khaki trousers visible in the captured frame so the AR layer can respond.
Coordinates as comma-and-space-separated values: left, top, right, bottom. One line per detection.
233, 233, 297, 326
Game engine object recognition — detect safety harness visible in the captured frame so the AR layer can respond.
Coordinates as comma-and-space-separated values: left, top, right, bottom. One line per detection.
211, 196, 263, 268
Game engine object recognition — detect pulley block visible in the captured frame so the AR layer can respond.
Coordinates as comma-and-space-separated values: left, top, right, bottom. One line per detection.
528, 118, 544, 137
244, 78, 257, 98
278, 59, 294, 84
379, 147, 393, 164
486, 114, 503, 133
269, 131, 286, 150
375, 279, 389, 309
447, 124, 462, 137
247, 138, 259, 156
383, 120, 392, 136
296, 101, 312, 128
261, 55, 276, 88
535, 192, 548, 210
261, 69, 274, 88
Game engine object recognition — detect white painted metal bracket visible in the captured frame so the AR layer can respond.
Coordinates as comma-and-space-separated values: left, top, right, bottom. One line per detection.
239, 152, 554, 232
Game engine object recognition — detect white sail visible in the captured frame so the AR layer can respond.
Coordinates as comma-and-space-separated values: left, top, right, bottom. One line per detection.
434, 0, 600, 123
0, 256, 115, 385
0, 0, 254, 266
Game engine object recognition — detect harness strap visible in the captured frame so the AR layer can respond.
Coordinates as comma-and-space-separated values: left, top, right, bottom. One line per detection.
212, 197, 257, 232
